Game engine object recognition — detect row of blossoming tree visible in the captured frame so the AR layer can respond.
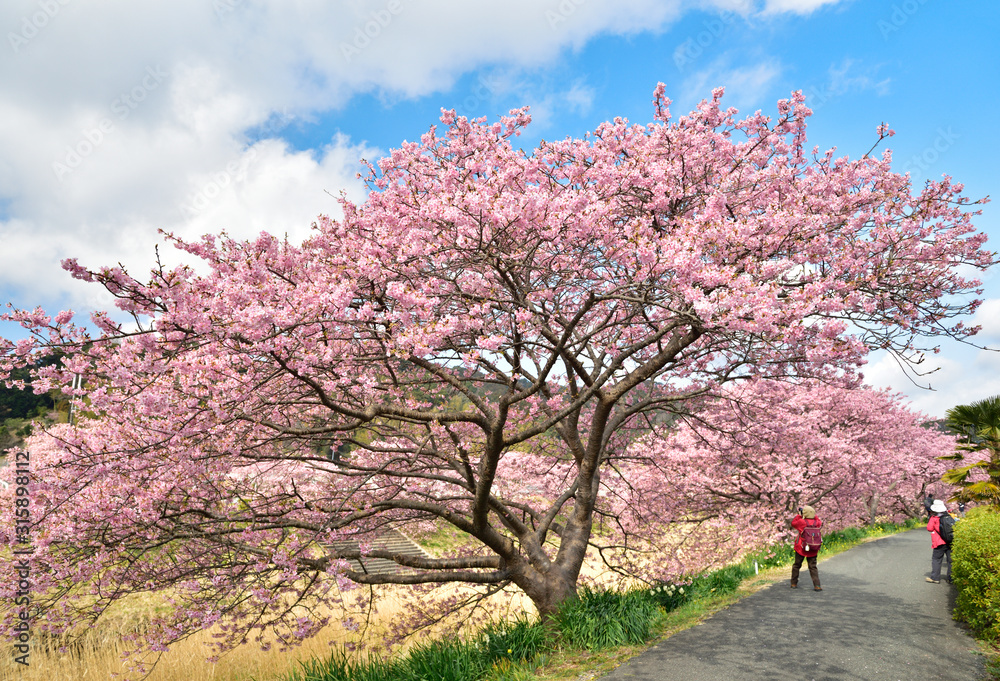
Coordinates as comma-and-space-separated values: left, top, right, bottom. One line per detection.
1, 85, 994, 661
591, 379, 957, 581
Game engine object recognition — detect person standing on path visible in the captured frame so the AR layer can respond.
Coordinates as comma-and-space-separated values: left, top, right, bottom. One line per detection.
926, 499, 953, 584
790, 505, 822, 591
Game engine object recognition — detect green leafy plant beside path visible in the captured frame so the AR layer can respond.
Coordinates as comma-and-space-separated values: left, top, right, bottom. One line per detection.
951, 508, 1000, 679
953, 508, 1000, 641
285, 618, 546, 681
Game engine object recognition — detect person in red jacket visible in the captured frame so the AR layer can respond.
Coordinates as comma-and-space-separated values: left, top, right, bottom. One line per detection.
926, 499, 952, 584
791, 505, 822, 591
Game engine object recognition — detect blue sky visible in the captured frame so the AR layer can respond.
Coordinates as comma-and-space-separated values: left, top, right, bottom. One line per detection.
0, 0, 997, 417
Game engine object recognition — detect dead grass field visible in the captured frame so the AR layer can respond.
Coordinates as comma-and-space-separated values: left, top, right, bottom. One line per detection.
0, 529, 685, 681
0, 578, 545, 681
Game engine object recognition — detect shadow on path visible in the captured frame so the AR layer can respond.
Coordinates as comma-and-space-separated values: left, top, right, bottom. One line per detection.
602, 530, 985, 680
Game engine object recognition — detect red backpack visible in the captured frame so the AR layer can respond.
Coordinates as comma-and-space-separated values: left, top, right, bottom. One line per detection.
801, 520, 822, 552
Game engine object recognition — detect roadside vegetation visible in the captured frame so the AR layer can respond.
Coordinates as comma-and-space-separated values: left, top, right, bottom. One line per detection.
281, 519, 921, 681
952, 507, 1000, 679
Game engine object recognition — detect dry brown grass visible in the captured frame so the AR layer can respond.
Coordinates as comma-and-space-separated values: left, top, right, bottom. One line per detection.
0, 597, 350, 681
0, 580, 542, 681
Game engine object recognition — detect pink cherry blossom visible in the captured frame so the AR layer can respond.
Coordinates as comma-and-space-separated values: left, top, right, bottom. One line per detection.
0, 85, 993, 662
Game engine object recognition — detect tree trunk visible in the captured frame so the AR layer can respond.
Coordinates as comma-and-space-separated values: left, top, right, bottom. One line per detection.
515, 564, 579, 621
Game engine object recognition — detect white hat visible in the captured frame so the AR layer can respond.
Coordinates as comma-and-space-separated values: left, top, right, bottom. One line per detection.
930, 500, 948, 513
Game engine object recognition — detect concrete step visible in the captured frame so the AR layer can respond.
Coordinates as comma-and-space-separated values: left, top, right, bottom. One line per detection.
328, 528, 431, 577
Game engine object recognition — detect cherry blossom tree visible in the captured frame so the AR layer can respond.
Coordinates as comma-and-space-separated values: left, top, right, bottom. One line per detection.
0, 86, 994, 655
590, 380, 958, 579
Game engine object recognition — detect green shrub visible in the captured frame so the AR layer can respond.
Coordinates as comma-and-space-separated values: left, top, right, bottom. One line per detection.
284, 618, 546, 681
966, 505, 995, 520
690, 564, 751, 597
745, 543, 796, 569
953, 511, 1000, 640
552, 587, 659, 651
822, 526, 867, 550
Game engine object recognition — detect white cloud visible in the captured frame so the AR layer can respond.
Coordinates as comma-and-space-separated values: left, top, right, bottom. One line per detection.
827, 58, 891, 97
0, 132, 373, 309
563, 81, 596, 115
761, 0, 848, 14
864, 346, 1000, 419
972, 298, 1000, 341
681, 57, 783, 112
791, 58, 892, 118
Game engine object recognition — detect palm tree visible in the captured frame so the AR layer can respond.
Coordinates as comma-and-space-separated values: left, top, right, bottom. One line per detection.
941, 394, 1000, 508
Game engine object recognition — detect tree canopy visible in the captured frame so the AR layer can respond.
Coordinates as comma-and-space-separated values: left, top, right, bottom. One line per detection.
0, 86, 994, 659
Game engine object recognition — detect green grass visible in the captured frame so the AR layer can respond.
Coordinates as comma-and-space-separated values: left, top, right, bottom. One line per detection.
287, 649, 401, 681
284, 618, 546, 681
409, 522, 477, 555
477, 617, 548, 663
986, 651, 1000, 681
549, 587, 660, 651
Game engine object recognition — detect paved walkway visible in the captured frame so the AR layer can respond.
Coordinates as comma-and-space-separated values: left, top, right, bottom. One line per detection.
602, 529, 986, 680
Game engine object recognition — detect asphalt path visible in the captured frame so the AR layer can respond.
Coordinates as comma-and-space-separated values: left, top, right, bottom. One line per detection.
602, 529, 986, 680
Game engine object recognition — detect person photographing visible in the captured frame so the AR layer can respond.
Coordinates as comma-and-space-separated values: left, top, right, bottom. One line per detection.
791, 505, 822, 591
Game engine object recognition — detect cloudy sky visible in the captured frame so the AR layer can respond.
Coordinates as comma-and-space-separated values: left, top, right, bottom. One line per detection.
1, 0, 997, 418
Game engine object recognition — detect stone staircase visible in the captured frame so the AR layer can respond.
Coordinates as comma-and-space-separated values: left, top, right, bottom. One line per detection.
329, 529, 431, 577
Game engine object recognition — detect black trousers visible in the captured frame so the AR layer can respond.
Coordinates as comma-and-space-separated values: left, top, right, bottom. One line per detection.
931, 544, 952, 582
791, 552, 820, 588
